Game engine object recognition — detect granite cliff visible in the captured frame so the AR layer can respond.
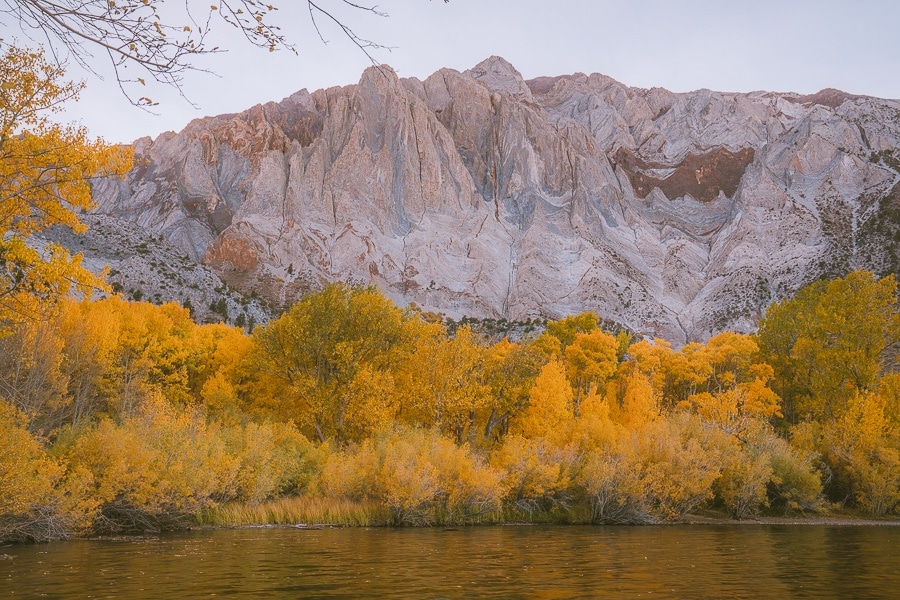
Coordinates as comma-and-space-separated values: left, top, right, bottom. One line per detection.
87, 56, 900, 342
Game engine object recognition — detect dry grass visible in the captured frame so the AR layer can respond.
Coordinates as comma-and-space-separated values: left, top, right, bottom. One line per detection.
199, 496, 392, 527
201, 497, 519, 528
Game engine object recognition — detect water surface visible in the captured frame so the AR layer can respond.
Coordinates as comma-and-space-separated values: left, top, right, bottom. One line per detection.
3, 525, 899, 598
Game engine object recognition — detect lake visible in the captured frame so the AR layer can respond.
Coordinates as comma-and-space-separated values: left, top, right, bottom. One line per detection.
3, 524, 899, 598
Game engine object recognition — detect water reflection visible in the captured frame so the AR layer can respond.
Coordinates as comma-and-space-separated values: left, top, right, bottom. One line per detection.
2, 525, 899, 598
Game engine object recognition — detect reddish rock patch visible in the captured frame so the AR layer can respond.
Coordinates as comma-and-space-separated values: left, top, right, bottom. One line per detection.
612, 146, 755, 202
790, 88, 866, 109
526, 75, 568, 95
203, 234, 260, 270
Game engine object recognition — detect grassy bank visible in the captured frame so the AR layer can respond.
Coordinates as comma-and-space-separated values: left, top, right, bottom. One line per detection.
199, 498, 392, 528
198, 497, 596, 528
198, 498, 900, 530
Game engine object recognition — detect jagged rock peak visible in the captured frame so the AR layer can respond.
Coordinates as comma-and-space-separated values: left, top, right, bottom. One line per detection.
465, 55, 533, 100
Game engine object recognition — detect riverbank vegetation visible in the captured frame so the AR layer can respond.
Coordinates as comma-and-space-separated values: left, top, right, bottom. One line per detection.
1, 270, 898, 542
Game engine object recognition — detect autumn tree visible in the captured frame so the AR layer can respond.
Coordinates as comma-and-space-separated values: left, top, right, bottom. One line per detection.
543, 311, 598, 351
616, 369, 660, 428
479, 338, 547, 441
0, 314, 67, 430
656, 341, 712, 407
758, 271, 899, 423
564, 329, 619, 416
253, 283, 419, 443
678, 332, 782, 438
320, 426, 503, 526
397, 325, 487, 443
0, 401, 65, 541
793, 390, 900, 515
194, 322, 261, 422
62, 394, 234, 532
491, 432, 576, 516
620, 338, 673, 399
513, 360, 573, 444
54, 299, 121, 426
0, 46, 130, 330
576, 414, 721, 524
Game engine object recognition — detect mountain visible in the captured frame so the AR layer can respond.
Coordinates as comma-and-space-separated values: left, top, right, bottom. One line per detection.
84, 56, 900, 342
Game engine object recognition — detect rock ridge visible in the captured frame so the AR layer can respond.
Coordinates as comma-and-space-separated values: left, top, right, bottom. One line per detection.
86, 58, 900, 343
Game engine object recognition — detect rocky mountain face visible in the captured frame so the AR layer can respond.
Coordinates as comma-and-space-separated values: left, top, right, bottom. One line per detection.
34, 214, 271, 327
87, 56, 900, 342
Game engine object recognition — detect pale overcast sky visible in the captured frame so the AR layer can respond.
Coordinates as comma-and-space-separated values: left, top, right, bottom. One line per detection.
47, 0, 900, 143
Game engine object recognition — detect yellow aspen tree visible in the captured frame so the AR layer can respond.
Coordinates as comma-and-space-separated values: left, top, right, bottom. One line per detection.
398, 325, 487, 443
196, 322, 270, 419
479, 337, 547, 441
564, 329, 619, 416
568, 388, 619, 454
659, 341, 713, 406
65, 394, 235, 532
618, 369, 660, 429
817, 391, 900, 515
544, 312, 599, 349
253, 283, 418, 443
341, 366, 398, 442
56, 299, 121, 426
514, 360, 574, 444
490, 433, 574, 512
0, 317, 67, 429
0, 401, 65, 541
759, 271, 899, 423
0, 46, 131, 329
626, 338, 673, 384
705, 332, 760, 393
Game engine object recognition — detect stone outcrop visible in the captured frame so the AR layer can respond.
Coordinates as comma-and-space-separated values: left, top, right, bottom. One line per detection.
90, 56, 900, 343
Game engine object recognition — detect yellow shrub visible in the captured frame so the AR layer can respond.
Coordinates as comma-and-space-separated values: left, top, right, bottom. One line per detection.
65, 395, 235, 532
319, 427, 504, 525
0, 401, 66, 541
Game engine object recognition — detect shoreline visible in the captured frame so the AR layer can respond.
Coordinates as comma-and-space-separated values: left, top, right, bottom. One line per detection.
192, 513, 900, 533
675, 514, 900, 526
7, 512, 899, 546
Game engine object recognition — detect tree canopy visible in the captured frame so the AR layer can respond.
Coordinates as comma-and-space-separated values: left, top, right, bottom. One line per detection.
758, 271, 899, 423
4, 272, 900, 542
0, 46, 130, 330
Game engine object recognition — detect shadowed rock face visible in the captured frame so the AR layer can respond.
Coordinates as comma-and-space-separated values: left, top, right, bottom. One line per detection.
91, 56, 900, 343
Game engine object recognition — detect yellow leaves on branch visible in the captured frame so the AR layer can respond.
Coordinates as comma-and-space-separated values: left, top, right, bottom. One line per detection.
399, 325, 487, 442
0, 402, 63, 524
0, 46, 132, 328
759, 271, 899, 422
320, 427, 504, 526
514, 360, 572, 442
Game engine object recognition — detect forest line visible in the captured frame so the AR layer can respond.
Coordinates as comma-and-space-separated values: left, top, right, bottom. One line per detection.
1, 270, 898, 542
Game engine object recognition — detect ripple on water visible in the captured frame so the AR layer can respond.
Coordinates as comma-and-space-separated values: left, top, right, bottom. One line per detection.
2, 525, 900, 599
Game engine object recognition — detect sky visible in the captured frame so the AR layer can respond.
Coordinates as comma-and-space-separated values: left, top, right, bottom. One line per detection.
25, 0, 900, 144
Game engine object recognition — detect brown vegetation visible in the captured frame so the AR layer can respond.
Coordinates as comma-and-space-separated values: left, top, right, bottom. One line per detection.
613, 146, 755, 202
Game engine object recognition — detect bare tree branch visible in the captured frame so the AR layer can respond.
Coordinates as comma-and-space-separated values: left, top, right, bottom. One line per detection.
0, 1, 450, 106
